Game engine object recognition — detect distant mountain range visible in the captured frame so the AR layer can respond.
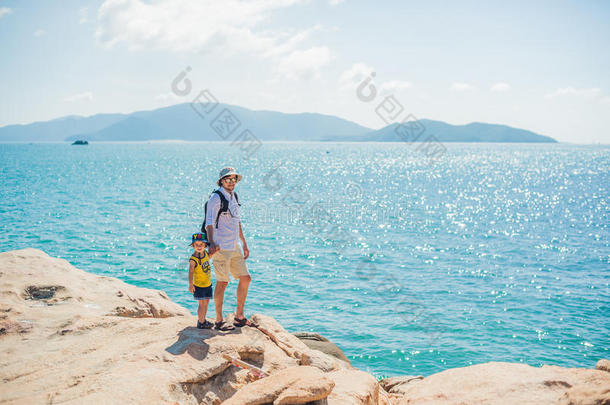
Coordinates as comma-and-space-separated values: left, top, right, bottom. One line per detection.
0, 103, 557, 143
353, 120, 556, 143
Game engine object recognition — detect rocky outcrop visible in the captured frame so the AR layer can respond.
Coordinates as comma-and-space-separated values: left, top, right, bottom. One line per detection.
390, 362, 610, 405
379, 375, 424, 396
326, 369, 384, 405
0, 249, 378, 404
1, 248, 608, 405
597, 359, 610, 373
222, 365, 334, 405
293, 331, 351, 365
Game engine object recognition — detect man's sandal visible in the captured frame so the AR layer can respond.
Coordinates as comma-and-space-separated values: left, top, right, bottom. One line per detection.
233, 317, 259, 328
214, 321, 235, 331
197, 320, 213, 329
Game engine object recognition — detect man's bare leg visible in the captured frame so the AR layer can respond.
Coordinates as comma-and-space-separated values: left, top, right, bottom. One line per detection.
214, 281, 228, 322
235, 275, 251, 320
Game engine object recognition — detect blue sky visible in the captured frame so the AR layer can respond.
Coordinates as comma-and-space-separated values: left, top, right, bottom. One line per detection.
0, 0, 608, 143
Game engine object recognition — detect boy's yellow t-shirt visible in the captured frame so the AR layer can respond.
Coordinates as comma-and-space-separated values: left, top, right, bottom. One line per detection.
190, 251, 212, 288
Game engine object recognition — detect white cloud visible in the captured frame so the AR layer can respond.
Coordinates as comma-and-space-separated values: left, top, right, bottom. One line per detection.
380, 80, 412, 93
96, 0, 308, 54
95, 0, 329, 80
276, 46, 332, 80
34, 29, 46, 37
544, 87, 601, 99
490, 82, 510, 92
451, 82, 475, 91
64, 92, 94, 103
260, 24, 323, 58
0, 7, 12, 19
329, 0, 345, 5
79, 7, 88, 24
601, 97, 610, 105
338, 62, 375, 90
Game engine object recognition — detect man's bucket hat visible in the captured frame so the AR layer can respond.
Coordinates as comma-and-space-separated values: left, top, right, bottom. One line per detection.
217, 167, 242, 186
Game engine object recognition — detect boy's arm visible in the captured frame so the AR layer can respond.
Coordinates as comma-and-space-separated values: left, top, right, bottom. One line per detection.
188, 260, 195, 293
239, 222, 249, 259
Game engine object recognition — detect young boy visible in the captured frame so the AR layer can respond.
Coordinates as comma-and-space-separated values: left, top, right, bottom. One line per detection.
188, 233, 214, 329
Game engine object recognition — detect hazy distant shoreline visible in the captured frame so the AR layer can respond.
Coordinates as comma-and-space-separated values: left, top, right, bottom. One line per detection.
0, 102, 558, 143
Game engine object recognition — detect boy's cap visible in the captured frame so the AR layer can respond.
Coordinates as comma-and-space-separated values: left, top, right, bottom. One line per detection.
190, 233, 208, 246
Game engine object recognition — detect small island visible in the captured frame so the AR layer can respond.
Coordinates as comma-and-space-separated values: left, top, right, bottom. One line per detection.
71, 140, 89, 145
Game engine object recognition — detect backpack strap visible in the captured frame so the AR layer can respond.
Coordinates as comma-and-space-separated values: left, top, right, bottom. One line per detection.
214, 189, 229, 228
201, 189, 229, 232
201, 195, 212, 233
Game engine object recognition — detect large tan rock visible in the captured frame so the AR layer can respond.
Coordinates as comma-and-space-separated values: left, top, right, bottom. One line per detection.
0, 249, 346, 404
0, 248, 189, 321
293, 331, 352, 365
223, 365, 334, 405
2, 249, 607, 405
326, 368, 380, 404
252, 314, 342, 372
392, 361, 610, 405
558, 382, 610, 405
597, 359, 610, 372
379, 375, 424, 395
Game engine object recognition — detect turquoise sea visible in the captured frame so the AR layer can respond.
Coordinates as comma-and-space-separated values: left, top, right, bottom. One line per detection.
1, 142, 608, 378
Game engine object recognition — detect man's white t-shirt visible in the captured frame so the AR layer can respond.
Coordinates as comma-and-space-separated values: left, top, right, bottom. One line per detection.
205, 187, 241, 250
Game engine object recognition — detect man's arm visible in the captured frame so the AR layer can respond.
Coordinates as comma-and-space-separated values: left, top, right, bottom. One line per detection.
188, 260, 195, 293
239, 222, 249, 259
206, 225, 218, 256
205, 194, 220, 255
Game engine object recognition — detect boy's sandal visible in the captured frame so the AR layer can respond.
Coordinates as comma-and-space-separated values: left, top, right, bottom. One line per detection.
233, 317, 259, 328
214, 321, 235, 331
197, 320, 213, 329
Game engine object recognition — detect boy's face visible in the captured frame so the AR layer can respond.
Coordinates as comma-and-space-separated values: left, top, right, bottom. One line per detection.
193, 241, 207, 253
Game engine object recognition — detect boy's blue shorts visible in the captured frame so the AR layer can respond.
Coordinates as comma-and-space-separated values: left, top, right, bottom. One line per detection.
193, 285, 213, 300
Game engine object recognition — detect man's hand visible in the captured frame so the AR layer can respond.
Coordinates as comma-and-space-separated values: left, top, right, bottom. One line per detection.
243, 244, 249, 260
189, 284, 195, 294
209, 243, 220, 256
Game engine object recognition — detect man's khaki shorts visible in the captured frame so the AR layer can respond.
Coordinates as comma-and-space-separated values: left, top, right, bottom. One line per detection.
212, 249, 249, 282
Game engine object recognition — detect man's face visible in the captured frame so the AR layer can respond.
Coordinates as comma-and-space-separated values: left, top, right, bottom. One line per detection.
221, 175, 238, 191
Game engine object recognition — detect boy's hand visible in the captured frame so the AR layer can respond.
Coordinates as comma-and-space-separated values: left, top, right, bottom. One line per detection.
209, 243, 219, 255
189, 284, 195, 294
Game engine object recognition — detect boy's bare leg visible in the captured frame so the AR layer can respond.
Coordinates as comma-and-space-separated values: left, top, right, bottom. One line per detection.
214, 281, 228, 322
198, 299, 209, 322
235, 275, 251, 320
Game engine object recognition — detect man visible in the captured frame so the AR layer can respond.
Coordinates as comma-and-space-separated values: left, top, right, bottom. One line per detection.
205, 167, 257, 330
